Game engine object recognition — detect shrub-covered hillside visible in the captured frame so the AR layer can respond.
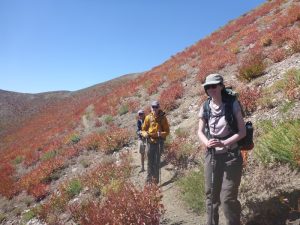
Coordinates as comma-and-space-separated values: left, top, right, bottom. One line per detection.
0, 0, 300, 224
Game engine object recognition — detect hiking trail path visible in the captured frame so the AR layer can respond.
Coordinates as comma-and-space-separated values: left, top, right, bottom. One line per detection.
128, 142, 227, 225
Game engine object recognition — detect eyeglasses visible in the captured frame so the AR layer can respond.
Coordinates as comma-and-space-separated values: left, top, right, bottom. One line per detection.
204, 84, 218, 90
151, 105, 159, 109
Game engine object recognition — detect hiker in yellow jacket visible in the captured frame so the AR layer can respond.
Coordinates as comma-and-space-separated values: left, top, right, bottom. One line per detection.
141, 100, 170, 184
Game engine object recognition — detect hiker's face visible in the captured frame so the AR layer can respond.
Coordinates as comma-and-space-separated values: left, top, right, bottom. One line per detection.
138, 113, 144, 119
151, 105, 159, 114
205, 83, 221, 96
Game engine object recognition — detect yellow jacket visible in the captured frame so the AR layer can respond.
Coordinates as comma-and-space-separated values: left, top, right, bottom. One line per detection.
142, 110, 170, 143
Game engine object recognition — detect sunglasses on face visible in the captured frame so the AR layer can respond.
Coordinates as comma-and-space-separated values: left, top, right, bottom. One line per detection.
152, 106, 159, 109
204, 84, 218, 90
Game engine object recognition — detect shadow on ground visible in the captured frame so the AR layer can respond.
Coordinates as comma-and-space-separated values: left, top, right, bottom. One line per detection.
244, 190, 300, 225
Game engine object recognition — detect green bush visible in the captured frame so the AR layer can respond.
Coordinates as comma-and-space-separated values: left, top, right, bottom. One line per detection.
70, 134, 80, 144
22, 210, 35, 223
66, 179, 82, 198
177, 166, 206, 214
258, 68, 300, 109
255, 120, 300, 167
279, 101, 295, 114
104, 115, 114, 124
13, 155, 23, 165
118, 104, 129, 116
174, 127, 189, 138
0, 214, 6, 223
41, 150, 58, 161
238, 51, 266, 81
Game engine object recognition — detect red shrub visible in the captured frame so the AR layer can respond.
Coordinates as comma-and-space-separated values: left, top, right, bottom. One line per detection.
72, 183, 164, 225
94, 119, 102, 127
273, 4, 300, 29
242, 27, 261, 46
238, 86, 262, 115
37, 190, 69, 224
270, 27, 289, 47
164, 137, 196, 169
28, 183, 49, 200
18, 157, 65, 198
0, 163, 18, 198
268, 48, 286, 63
144, 72, 164, 95
159, 82, 184, 111
127, 100, 140, 113
288, 28, 300, 54
83, 157, 132, 191
82, 127, 132, 154
166, 67, 188, 83
238, 47, 266, 81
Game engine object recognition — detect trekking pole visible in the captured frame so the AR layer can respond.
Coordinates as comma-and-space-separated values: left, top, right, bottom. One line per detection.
158, 137, 162, 186
210, 147, 216, 225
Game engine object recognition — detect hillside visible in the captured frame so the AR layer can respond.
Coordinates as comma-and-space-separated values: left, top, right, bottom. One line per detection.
1, 0, 300, 224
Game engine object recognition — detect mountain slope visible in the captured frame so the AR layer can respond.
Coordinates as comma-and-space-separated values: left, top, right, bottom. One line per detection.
0, 0, 300, 224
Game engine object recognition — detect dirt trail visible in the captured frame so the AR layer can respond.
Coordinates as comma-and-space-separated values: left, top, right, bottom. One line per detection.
129, 143, 206, 225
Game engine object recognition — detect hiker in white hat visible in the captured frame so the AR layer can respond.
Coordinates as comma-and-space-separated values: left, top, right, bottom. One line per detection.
198, 73, 246, 225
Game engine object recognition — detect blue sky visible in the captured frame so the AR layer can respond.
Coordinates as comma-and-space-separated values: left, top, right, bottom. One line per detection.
0, 0, 266, 93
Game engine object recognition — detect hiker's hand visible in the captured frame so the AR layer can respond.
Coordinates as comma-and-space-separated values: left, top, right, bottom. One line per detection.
141, 131, 149, 138
207, 139, 223, 148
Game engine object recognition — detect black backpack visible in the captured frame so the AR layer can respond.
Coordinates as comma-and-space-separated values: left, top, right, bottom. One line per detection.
203, 88, 254, 150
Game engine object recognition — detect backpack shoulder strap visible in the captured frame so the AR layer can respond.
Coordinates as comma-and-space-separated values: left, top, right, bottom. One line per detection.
203, 98, 211, 138
203, 98, 211, 122
224, 97, 238, 133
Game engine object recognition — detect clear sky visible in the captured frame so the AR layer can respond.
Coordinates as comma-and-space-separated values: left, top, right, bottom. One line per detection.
0, 0, 266, 94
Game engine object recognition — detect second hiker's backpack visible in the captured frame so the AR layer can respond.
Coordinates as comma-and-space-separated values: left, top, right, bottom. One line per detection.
203, 87, 254, 150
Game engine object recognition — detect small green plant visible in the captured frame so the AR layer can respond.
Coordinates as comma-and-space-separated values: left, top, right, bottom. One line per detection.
41, 150, 58, 161
104, 115, 114, 124
66, 179, 82, 198
279, 100, 295, 114
177, 166, 206, 214
49, 170, 61, 181
174, 127, 189, 138
70, 134, 80, 144
0, 213, 6, 223
85, 104, 95, 120
255, 119, 300, 167
284, 69, 300, 100
238, 50, 266, 81
80, 159, 90, 168
118, 104, 129, 116
13, 155, 23, 165
257, 68, 300, 109
22, 209, 35, 223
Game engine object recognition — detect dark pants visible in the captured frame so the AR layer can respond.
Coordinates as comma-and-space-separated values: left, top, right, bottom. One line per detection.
204, 149, 243, 225
147, 140, 164, 184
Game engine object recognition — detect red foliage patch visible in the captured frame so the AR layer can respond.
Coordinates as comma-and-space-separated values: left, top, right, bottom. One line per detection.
238, 86, 262, 115
159, 82, 184, 111
268, 48, 287, 63
238, 46, 266, 81
71, 183, 164, 225
81, 127, 132, 154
